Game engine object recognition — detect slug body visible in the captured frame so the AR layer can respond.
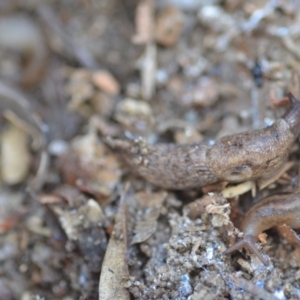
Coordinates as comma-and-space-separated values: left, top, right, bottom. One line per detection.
109, 93, 300, 189
109, 139, 214, 189
224, 186, 300, 265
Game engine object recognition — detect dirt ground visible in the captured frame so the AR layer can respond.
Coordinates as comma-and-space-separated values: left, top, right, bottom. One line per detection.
1, 0, 300, 299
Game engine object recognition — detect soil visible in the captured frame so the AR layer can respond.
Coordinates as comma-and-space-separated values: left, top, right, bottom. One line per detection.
1, 1, 300, 299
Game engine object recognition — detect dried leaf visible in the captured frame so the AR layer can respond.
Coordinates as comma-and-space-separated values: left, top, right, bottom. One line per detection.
205, 193, 231, 227
131, 208, 161, 244
59, 131, 121, 198
135, 191, 167, 209
99, 186, 130, 300
53, 199, 104, 241
131, 191, 167, 244
183, 195, 215, 219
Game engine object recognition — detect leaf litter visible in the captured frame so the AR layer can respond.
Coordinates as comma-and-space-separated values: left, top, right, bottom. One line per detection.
1, 1, 300, 299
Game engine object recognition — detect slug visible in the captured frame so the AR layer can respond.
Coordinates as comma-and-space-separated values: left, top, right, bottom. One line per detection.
223, 181, 300, 266
107, 92, 300, 190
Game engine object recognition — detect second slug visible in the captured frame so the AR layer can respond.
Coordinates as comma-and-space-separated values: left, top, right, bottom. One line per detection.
224, 175, 300, 266
108, 92, 300, 189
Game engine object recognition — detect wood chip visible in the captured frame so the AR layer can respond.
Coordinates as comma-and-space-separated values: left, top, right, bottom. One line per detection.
140, 42, 157, 100
132, 0, 154, 45
222, 181, 254, 198
155, 6, 184, 47
1, 123, 30, 185
92, 70, 120, 96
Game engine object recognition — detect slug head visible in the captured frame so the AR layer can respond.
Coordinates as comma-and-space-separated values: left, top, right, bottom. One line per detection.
206, 140, 255, 181
221, 164, 253, 181
206, 119, 294, 182
283, 92, 300, 138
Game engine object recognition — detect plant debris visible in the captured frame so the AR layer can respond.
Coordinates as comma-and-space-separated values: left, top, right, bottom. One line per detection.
2, 1, 300, 299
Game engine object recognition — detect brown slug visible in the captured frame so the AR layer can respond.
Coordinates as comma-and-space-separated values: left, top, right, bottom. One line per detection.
107, 92, 300, 190
224, 180, 300, 266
